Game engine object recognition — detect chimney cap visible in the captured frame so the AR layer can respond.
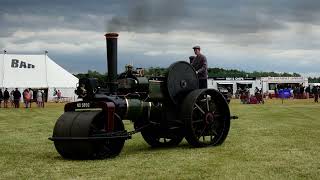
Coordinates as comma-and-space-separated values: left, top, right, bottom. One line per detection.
105, 33, 119, 38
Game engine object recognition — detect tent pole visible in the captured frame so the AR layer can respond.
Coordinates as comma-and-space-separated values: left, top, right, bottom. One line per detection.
44, 51, 49, 102
2, 50, 6, 89
44, 51, 49, 87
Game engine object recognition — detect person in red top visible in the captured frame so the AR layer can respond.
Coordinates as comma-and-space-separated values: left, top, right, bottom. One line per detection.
23, 89, 31, 108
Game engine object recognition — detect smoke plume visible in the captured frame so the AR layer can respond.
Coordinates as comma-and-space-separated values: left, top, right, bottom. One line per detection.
106, 0, 186, 33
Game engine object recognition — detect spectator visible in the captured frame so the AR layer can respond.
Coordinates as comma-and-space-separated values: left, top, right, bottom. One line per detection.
312, 86, 319, 103
3, 88, 10, 108
13, 88, 21, 108
41, 90, 46, 108
57, 90, 62, 103
274, 87, 278, 98
23, 89, 31, 108
0, 89, 3, 108
235, 88, 241, 99
249, 95, 258, 104
293, 87, 297, 99
305, 86, 310, 99
37, 90, 43, 108
53, 88, 57, 96
29, 88, 33, 108
10, 90, 14, 107
254, 87, 259, 95
300, 85, 305, 99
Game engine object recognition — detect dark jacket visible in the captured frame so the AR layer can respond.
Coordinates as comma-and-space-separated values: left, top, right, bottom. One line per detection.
300, 86, 304, 94
0, 90, 3, 100
191, 54, 208, 79
312, 87, 319, 94
3, 90, 10, 100
306, 86, 310, 93
13, 90, 21, 100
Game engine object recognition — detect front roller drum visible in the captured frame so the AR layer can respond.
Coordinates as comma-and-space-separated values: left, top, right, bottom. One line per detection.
52, 111, 125, 159
181, 89, 231, 147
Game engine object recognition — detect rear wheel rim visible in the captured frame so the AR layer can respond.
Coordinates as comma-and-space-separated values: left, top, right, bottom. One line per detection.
182, 89, 230, 147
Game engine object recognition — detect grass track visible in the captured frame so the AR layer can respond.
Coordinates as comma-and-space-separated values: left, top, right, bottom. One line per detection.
0, 99, 319, 179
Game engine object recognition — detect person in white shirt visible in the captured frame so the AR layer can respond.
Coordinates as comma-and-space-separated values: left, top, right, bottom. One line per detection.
37, 90, 42, 108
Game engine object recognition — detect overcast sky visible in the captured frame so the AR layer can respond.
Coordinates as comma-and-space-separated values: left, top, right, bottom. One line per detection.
1, 0, 320, 76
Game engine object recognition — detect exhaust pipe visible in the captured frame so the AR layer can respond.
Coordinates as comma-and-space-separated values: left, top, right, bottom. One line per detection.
105, 33, 118, 94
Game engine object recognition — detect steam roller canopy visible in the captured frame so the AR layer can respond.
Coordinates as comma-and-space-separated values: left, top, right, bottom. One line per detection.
166, 61, 199, 104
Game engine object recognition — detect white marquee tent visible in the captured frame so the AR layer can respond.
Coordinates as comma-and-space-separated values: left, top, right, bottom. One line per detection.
0, 53, 78, 102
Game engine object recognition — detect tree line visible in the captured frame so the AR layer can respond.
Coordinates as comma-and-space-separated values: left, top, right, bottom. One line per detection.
74, 67, 320, 85
75, 70, 108, 87
207, 68, 301, 78
142, 67, 302, 78
308, 77, 320, 83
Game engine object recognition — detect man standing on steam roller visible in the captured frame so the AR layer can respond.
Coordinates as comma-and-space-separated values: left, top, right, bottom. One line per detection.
191, 45, 208, 89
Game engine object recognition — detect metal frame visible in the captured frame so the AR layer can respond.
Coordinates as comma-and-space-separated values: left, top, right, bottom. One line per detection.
64, 101, 115, 132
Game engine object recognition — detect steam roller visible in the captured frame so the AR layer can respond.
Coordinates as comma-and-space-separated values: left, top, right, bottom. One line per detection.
49, 32, 235, 159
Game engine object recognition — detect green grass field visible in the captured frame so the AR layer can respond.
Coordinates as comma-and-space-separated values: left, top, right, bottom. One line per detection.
0, 99, 320, 179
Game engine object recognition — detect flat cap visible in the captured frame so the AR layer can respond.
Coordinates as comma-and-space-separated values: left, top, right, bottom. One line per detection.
192, 45, 200, 49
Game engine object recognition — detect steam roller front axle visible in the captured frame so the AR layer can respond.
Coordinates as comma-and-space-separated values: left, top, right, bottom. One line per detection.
51, 111, 125, 159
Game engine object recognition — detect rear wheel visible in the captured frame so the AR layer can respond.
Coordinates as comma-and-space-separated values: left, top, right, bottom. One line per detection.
181, 89, 230, 147
141, 127, 184, 147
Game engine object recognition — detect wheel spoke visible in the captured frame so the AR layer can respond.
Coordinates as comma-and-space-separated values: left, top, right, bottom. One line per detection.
207, 120, 220, 136
195, 103, 205, 115
212, 129, 218, 136
213, 110, 224, 119
206, 96, 210, 111
192, 119, 204, 124
198, 126, 207, 139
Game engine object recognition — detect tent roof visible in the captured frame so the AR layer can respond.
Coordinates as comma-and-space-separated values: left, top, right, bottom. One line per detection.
0, 54, 78, 88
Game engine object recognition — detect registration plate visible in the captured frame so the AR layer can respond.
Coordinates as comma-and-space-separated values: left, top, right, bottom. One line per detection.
76, 102, 91, 108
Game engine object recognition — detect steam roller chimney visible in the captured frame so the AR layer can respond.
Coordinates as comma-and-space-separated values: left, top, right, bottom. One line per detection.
105, 33, 119, 94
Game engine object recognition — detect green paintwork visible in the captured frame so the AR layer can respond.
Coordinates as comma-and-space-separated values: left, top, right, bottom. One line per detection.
149, 80, 165, 100
125, 99, 152, 121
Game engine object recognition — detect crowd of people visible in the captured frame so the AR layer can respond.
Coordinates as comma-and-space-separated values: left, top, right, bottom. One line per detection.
234, 84, 320, 104
53, 88, 62, 103
237, 87, 264, 104
292, 85, 309, 99
273, 84, 320, 103
0, 88, 46, 108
